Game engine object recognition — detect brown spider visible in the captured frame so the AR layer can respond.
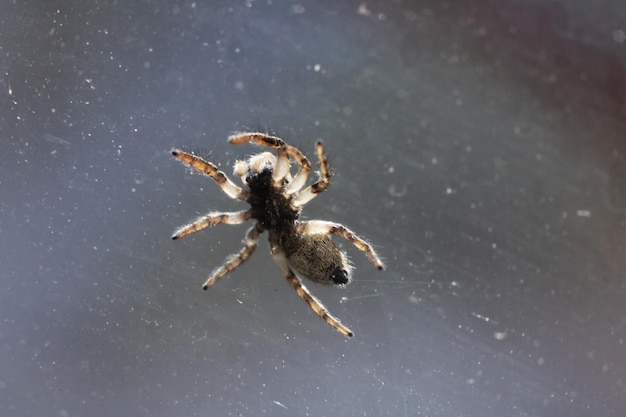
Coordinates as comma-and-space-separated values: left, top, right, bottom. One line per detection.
171, 132, 384, 337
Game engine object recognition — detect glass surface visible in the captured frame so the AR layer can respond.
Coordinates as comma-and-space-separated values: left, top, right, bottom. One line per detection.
2, 1, 625, 416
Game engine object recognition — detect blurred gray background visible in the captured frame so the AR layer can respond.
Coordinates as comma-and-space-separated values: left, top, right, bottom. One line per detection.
2, 1, 625, 416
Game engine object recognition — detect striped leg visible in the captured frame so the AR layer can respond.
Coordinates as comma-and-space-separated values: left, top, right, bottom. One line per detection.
172, 210, 251, 240
292, 141, 330, 207
285, 145, 312, 194
228, 131, 286, 147
270, 243, 353, 337
171, 149, 248, 200
202, 223, 262, 290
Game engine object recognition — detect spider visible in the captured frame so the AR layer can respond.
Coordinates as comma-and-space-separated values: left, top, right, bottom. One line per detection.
171, 132, 384, 337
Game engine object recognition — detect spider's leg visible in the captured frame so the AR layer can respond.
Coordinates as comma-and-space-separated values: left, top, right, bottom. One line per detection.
284, 145, 311, 194
172, 149, 249, 200
272, 147, 292, 189
228, 131, 286, 148
270, 243, 354, 337
292, 141, 330, 207
202, 223, 262, 290
274, 144, 314, 192
172, 209, 252, 240
296, 220, 385, 270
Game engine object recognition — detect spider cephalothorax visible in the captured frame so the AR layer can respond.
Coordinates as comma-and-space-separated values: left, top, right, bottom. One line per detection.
171, 132, 384, 337
235, 152, 300, 230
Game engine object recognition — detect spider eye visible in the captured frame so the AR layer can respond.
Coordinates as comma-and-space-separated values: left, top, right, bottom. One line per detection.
245, 166, 273, 187
248, 166, 271, 178
330, 267, 349, 285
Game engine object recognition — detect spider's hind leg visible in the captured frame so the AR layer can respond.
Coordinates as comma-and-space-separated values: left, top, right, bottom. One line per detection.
202, 223, 263, 290
270, 242, 354, 337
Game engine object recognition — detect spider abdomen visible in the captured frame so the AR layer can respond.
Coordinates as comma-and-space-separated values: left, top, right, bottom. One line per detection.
281, 232, 352, 286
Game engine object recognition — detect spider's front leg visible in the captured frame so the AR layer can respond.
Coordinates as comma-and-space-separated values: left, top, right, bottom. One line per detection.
292, 141, 330, 207
270, 242, 354, 337
171, 149, 249, 200
228, 132, 312, 192
203, 223, 263, 290
172, 209, 252, 240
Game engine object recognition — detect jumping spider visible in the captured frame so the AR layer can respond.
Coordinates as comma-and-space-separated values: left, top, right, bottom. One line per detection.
171, 132, 384, 337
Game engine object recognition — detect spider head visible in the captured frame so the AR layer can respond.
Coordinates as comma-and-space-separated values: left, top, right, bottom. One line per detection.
234, 152, 275, 186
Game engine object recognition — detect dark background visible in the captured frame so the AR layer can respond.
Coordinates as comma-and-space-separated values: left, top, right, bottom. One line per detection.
2, 1, 625, 416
